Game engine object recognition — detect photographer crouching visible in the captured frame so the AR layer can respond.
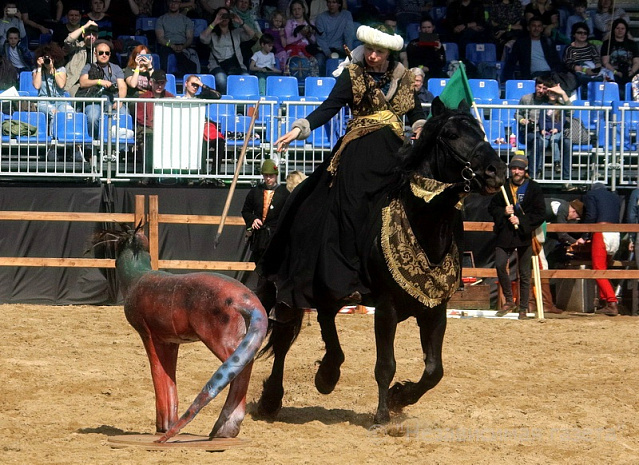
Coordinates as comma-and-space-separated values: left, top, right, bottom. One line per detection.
77, 39, 128, 141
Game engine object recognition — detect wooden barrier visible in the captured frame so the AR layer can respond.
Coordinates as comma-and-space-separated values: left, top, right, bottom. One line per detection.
1, 195, 639, 278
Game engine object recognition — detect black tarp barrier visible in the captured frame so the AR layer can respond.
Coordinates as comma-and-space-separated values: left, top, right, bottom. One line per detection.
0, 184, 250, 305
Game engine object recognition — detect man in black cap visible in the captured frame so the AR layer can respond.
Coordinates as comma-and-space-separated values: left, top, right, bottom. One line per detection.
488, 155, 546, 319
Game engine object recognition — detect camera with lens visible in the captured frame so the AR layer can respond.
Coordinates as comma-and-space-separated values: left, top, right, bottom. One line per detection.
222, 13, 232, 19
43, 56, 51, 66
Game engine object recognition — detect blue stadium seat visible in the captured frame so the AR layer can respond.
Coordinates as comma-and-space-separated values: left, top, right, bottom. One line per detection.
286, 98, 333, 149
165, 73, 177, 95
117, 35, 149, 47
588, 81, 619, 105
206, 98, 237, 124
101, 113, 135, 145
192, 19, 208, 38
52, 112, 93, 144
183, 74, 216, 95
325, 58, 344, 77
405, 22, 420, 42
266, 76, 299, 99
226, 75, 259, 99
151, 53, 161, 70
572, 99, 600, 130
469, 78, 500, 103
304, 76, 335, 98
253, 97, 279, 143
12, 111, 51, 144
625, 82, 633, 101
442, 42, 459, 63
136, 17, 157, 32
219, 115, 262, 148
19, 71, 38, 96
612, 101, 639, 151
484, 119, 509, 155
427, 77, 449, 97
489, 99, 518, 129
505, 79, 535, 101
465, 43, 497, 65
39, 33, 52, 45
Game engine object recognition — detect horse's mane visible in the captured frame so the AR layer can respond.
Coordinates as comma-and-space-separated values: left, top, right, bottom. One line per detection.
393, 103, 472, 194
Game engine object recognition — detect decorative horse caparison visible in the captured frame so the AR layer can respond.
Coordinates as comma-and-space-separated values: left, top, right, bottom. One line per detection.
92, 225, 268, 442
257, 99, 507, 424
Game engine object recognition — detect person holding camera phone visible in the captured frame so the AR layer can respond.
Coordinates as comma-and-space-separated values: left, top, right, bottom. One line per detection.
0, 2, 26, 48
199, 6, 250, 94
78, 39, 128, 139
124, 45, 155, 99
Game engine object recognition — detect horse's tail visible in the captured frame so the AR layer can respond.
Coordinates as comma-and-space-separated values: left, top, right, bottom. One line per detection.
155, 305, 268, 443
256, 308, 305, 359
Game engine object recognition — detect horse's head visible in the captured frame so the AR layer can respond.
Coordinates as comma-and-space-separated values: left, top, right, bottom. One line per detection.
91, 221, 149, 258
400, 98, 506, 195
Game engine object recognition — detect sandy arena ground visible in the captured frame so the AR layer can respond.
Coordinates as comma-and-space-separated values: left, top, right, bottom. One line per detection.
1, 304, 638, 464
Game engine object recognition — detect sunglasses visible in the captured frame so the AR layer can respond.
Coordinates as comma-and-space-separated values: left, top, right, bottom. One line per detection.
97, 50, 111, 56
190, 82, 200, 89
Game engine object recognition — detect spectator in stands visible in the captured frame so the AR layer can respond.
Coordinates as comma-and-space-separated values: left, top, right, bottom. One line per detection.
32, 42, 75, 122
396, 0, 431, 33
593, 0, 631, 42
0, 28, 33, 75
523, 0, 561, 42
199, 6, 250, 94
63, 21, 99, 96
575, 182, 621, 316
489, 0, 524, 60
135, 69, 174, 168
0, 55, 17, 92
405, 17, 446, 78
306, 0, 346, 23
0, 2, 26, 48
124, 45, 155, 99
268, 25, 426, 308
564, 22, 607, 100
183, 73, 221, 99
233, 0, 261, 70
502, 16, 562, 81
601, 19, 639, 101
78, 39, 128, 138
410, 67, 434, 106
514, 76, 550, 178
127, 0, 154, 18
155, 0, 199, 78
564, 0, 595, 41
383, 15, 409, 71
22, 0, 59, 42
263, 11, 288, 73
52, 6, 82, 52
489, 155, 546, 319
250, 33, 282, 95
537, 84, 571, 180
83, 0, 114, 40
443, 0, 486, 60
284, 0, 320, 75
315, 0, 355, 75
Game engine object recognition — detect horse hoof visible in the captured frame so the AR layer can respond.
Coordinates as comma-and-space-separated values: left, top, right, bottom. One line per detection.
314, 366, 340, 394
256, 396, 282, 418
374, 410, 391, 425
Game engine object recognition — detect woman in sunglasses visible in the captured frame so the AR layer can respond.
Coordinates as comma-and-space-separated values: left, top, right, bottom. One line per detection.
563, 22, 608, 99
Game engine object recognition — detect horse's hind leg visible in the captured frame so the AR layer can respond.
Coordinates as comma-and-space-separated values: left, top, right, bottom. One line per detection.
373, 300, 398, 424
210, 361, 254, 438
140, 336, 180, 433
258, 308, 305, 417
315, 307, 345, 395
388, 305, 447, 412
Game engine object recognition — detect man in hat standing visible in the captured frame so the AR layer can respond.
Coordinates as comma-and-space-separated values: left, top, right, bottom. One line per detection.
242, 159, 290, 312
489, 155, 546, 319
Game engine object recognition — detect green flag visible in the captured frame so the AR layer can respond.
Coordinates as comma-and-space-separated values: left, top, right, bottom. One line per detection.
438, 62, 474, 109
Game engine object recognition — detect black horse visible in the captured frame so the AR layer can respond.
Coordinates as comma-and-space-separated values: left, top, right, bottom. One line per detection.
258, 99, 507, 424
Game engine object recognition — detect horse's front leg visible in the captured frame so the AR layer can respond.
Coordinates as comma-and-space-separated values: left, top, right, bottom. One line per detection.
258, 308, 305, 417
314, 306, 344, 394
388, 304, 447, 412
373, 300, 398, 424
140, 336, 180, 433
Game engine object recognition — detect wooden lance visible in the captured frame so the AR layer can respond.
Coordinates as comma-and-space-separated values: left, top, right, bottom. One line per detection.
500, 185, 519, 230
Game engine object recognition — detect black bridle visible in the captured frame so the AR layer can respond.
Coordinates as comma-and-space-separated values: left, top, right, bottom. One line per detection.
434, 116, 490, 193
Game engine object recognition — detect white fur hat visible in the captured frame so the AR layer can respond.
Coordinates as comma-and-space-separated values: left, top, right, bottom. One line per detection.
356, 25, 404, 52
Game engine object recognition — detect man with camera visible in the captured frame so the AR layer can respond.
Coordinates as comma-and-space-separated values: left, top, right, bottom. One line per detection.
78, 39, 128, 139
